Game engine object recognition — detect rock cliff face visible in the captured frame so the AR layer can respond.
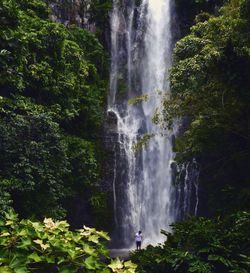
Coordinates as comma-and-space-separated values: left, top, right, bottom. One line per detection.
45, 0, 93, 29
44, 0, 111, 49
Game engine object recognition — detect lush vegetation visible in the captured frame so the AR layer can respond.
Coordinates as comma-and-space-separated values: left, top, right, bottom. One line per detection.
131, 211, 250, 273
1, 0, 250, 272
166, 0, 250, 215
0, 0, 109, 228
0, 210, 137, 273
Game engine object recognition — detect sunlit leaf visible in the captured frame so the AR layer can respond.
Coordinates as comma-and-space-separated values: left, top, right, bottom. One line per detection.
84, 256, 97, 270
108, 258, 124, 272
27, 252, 42, 263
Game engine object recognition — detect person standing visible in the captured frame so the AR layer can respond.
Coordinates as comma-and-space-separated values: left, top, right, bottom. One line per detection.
135, 230, 142, 250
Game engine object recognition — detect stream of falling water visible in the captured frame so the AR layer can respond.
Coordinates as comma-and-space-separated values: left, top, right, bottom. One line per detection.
108, 0, 198, 248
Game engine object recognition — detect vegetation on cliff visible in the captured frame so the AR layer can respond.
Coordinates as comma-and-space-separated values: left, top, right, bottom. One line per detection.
168, 0, 250, 215
0, 0, 109, 228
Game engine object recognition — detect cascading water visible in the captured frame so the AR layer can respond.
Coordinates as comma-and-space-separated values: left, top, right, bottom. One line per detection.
173, 159, 200, 221
108, 0, 197, 248
139, 0, 174, 246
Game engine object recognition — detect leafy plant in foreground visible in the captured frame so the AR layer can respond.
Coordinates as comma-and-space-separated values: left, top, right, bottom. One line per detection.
0, 210, 137, 273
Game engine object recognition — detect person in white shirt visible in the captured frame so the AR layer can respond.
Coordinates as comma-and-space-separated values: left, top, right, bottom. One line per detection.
135, 230, 142, 250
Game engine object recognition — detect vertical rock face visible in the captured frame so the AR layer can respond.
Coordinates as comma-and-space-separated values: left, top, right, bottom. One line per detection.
45, 0, 112, 54
45, 0, 94, 29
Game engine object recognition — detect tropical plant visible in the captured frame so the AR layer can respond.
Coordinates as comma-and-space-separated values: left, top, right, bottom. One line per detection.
0, 210, 137, 273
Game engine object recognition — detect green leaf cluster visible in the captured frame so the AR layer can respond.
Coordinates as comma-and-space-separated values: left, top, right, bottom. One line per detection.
132, 134, 154, 152
0, 210, 137, 273
128, 95, 149, 106
0, 0, 107, 123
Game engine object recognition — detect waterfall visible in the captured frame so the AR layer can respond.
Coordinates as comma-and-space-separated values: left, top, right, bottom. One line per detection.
172, 159, 200, 221
108, 0, 197, 248
139, 0, 173, 246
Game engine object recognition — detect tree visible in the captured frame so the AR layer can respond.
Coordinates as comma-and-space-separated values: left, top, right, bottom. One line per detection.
0, 97, 69, 218
169, 0, 250, 156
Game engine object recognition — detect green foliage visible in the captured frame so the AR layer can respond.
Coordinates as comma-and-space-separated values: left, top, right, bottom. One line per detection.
0, 0, 106, 121
0, 98, 69, 218
0, 210, 137, 273
165, 0, 250, 214
89, 0, 112, 27
128, 95, 149, 106
169, 0, 250, 161
63, 135, 110, 229
0, 0, 108, 226
17, 0, 50, 19
66, 136, 99, 189
132, 134, 154, 152
131, 212, 250, 273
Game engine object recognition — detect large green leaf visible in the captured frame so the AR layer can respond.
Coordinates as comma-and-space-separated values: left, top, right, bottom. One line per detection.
59, 266, 78, 273
27, 252, 42, 263
13, 268, 28, 273
88, 234, 100, 244
108, 258, 124, 272
84, 256, 98, 270
9, 256, 26, 270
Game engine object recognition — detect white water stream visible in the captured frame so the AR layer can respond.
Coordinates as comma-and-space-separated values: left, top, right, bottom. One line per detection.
108, 0, 198, 248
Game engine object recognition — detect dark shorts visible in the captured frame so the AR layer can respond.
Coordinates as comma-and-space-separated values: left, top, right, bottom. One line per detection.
136, 241, 141, 248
